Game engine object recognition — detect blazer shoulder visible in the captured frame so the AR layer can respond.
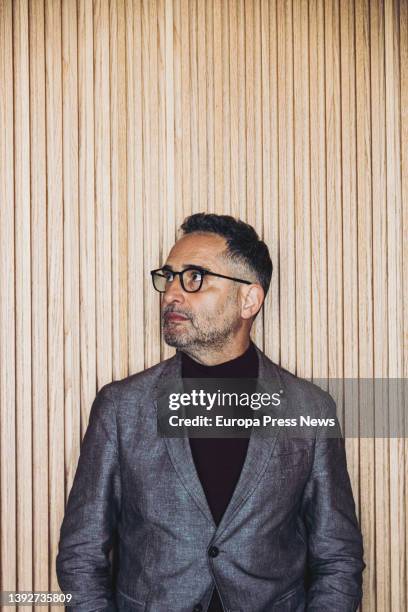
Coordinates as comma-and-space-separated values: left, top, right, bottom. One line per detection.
273, 361, 336, 415
102, 354, 175, 405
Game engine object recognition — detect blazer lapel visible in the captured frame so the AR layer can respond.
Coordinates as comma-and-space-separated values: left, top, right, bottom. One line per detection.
152, 351, 217, 527
213, 345, 288, 539
151, 344, 288, 534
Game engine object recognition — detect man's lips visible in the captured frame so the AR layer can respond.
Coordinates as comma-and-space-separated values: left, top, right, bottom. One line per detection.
164, 313, 189, 322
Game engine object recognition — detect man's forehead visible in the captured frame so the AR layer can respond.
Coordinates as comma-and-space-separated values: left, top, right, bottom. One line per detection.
165, 233, 227, 264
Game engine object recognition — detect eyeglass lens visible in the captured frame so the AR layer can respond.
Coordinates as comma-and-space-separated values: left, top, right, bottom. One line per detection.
153, 268, 204, 292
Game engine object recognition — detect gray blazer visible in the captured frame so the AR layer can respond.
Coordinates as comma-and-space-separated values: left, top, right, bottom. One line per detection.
56, 344, 365, 612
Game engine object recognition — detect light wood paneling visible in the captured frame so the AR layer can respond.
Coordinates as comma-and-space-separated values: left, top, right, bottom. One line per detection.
45, 0, 64, 600
13, 0, 32, 595
29, 0, 49, 594
0, 0, 16, 597
0, 1, 407, 610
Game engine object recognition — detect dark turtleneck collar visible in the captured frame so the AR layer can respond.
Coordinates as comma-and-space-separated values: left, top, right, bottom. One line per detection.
180, 339, 259, 379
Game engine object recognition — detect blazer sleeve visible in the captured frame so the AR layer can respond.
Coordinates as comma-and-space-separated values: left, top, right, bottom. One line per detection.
56, 383, 121, 612
301, 394, 365, 611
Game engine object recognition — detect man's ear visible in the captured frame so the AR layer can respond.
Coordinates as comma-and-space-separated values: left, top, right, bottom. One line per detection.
241, 284, 264, 320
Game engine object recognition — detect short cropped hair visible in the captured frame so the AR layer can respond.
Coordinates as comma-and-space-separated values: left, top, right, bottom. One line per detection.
179, 213, 273, 306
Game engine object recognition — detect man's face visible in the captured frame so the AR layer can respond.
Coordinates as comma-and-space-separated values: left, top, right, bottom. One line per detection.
160, 232, 250, 350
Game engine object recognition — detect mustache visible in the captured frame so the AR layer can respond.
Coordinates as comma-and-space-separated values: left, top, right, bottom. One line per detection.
162, 308, 191, 319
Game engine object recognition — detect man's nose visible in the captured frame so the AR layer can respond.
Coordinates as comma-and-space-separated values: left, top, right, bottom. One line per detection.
162, 274, 186, 304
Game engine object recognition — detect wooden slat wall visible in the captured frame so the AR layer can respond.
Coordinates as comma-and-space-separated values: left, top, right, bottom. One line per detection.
0, 1, 407, 610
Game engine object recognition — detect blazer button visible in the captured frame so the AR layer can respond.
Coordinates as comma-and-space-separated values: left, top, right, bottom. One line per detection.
192, 605, 202, 612
208, 545, 219, 558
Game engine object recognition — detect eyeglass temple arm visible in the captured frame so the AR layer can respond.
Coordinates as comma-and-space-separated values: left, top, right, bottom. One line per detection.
205, 271, 252, 285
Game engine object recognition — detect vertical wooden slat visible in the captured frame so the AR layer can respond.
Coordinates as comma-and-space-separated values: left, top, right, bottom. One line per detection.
260, 0, 271, 354
0, 0, 16, 598
237, 0, 246, 220
173, 0, 183, 224
158, 0, 169, 301
277, 0, 296, 372
45, 0, 64, 598
205, 0, 215, 214
126, 0, 145, 374
340, 0, 360, 510
221, 0, 230, 216
189, 0, 199, 215
13, 0, 32, 601
401, 0, 408, 380
150, 0, 161, 366
196, 0, 207, 216
110, 0, 128, 380
324, 0, 345, 432
245, 0, 254, 226
213, 0, 222, 213
265, 0, 280, 365
142, 0, 151, 367
340, 0, 359, 379
158, 0, 167, 246
325, 0, 343, 382
62, 0, 80, 528
229, 0, 238, 218
180, 0, 191, 219
293, 0, 311, 378
162, 0, 176, 361
253, 0, 263, 238
251, 0, 264, 349
355, 1, 375, 609
78, 0, 96, 436
164, 0, 176, 247
158, 0, 167, 358
400, 0, 408, 599
309, 0, 328, 381
144, 0, 161, 367
94, 0, 112, 386
370, 1, 391, 609
385, 1, 405, 609
29, 0, 49, 594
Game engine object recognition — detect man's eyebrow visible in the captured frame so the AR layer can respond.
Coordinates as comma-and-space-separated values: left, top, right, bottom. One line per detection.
162, 263, 212, 272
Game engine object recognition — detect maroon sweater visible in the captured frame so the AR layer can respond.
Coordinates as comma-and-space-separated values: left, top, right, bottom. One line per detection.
181, 341, 259, 612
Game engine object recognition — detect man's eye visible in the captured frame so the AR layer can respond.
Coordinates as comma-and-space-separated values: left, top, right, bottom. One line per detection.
162, 271, 173, 281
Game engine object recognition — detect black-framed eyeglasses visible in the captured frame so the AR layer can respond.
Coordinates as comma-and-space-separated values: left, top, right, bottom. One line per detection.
150, 265, 253, 293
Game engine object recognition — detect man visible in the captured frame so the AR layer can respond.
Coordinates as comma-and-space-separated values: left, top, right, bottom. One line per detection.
56, 213, 365, 611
